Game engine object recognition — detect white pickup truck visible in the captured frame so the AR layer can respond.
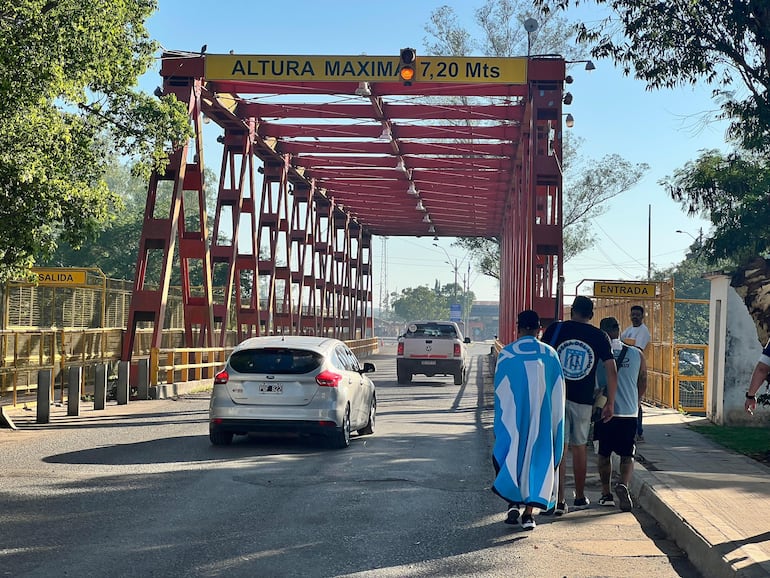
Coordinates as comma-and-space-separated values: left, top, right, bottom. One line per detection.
396, 320, 471, 385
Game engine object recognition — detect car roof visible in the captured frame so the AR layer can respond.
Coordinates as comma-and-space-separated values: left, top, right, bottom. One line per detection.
232, 335, 343, 354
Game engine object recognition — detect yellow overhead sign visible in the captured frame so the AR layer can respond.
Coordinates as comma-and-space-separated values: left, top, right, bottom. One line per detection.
593, 282, 657, 298
205, 54, 528, 84
32, 268, 89, 286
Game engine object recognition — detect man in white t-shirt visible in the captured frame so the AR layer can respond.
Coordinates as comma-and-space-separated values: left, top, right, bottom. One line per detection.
621, 305, 650, 442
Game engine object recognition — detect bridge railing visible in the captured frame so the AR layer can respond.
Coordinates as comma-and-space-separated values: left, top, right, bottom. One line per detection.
0, 329, 380, 406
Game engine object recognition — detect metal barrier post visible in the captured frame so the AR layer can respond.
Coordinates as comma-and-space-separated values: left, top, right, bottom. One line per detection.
116, 361, 129, 405
136, 358, 149, 400
94, 363, 107, 410
37, 369, 51, 424
67, 366, 81, 416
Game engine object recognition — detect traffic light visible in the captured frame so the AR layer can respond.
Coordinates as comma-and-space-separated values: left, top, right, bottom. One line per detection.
399, 47, 417, 86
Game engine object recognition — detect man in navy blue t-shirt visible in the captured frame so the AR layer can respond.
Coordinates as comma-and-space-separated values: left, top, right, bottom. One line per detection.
541, 295, 618, 515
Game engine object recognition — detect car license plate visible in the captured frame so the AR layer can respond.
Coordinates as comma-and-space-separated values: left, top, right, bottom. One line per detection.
421, 360, 436, 365
259, 383, 283, 394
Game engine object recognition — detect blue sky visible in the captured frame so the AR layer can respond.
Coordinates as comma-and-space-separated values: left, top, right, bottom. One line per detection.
143, 0, 727, 303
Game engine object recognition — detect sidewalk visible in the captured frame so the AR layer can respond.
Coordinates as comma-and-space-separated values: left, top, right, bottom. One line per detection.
632, 405, 770, 578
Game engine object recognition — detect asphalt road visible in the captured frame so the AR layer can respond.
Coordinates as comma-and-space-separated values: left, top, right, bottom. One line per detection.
0, 342, 701, 577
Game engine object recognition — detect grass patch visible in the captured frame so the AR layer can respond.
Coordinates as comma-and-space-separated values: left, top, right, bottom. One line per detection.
689, 423, 770, 459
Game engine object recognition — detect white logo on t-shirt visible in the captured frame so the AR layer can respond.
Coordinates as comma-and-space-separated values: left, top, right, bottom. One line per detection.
557, 339, 595, 380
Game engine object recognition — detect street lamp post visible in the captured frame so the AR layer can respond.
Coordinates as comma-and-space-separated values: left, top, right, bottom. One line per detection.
432, 243, 459, 304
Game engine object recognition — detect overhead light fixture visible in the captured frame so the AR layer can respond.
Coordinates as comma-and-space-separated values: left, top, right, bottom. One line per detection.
378, 124, 392, 141
416, 200, 425, 211
565, 113, 575, 128
422, 214, 431, 223
355, 81, 372, 97
566, 59, 596, 72
153, 86, 163, 98
396, 158, 407, 173
563, 92, 573, 105
407, 182, 418, 196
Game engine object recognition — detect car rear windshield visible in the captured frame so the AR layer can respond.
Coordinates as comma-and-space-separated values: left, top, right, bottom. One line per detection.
229, 348, 323, 374
404, 324, 457, 338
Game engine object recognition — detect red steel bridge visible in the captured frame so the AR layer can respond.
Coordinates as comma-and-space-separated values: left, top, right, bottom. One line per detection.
121, 51, 567, 360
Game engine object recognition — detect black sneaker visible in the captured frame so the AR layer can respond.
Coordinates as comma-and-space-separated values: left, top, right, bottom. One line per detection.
553, 501, 568, 516
615, 483, 633, 512
573, 496, 590, 508
520, 513, 536, 530
598, 493, 615, 507
504, 507, 520, 525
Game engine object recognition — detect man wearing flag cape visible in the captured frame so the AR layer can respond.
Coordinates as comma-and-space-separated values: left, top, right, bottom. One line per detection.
492, 310, 566, 530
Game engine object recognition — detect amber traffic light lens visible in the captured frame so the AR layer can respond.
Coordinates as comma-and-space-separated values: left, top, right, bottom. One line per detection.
399, 67, 415, 82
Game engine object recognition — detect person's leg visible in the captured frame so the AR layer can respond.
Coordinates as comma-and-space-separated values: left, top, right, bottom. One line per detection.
619, 455, 634, 486
572, 443, 588, 499
597, 454, 612, 495
571, 402, 592, 503
557, 446, 567, 503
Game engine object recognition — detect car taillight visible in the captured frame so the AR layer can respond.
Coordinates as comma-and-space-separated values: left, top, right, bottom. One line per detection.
397, 342, 404, 355
454, 343, 461, 357
316, 370, 343, 387
214, 370, 229, 384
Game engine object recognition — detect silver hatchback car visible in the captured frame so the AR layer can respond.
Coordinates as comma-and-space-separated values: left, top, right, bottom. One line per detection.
209, 336, 376, 449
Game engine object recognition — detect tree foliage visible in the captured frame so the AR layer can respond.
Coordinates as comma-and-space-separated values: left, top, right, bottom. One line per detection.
651, 246, 713, 344
663, 149, 770, 265
0, 0, 191, 283
535, 0, 770, 153
425, 1, 648, 282
391, 284, 475, 322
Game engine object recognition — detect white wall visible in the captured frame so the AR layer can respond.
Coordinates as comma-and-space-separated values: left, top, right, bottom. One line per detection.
707, 274, 768, 426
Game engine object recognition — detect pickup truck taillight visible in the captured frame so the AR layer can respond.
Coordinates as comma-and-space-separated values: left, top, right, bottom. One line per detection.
397, 342, 404, 355
453, 343, 462, 357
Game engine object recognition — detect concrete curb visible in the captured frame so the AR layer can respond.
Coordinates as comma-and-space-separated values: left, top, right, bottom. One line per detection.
632, 462, 770, 578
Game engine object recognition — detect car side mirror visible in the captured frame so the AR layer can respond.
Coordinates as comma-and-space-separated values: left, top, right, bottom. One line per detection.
464, 337, 471, 344
362, 362, 376, 373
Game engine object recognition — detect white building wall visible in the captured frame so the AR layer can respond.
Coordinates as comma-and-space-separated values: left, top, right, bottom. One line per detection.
706, 274, 767, 426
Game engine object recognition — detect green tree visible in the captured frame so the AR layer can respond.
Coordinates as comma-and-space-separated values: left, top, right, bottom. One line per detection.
425, 1, 648, 280
651, 244, 713, 344
664, 149, 770, 266
535, 0, 770, 153
391, 284, 476, 322
0, 0, 191, 283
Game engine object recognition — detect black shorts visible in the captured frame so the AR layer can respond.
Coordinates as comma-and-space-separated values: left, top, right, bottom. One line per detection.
597, 416, 636, 458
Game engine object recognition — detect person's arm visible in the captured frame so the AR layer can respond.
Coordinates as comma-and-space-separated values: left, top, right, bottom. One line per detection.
600, 359, 618, 422
637, 352, 648, 402
745, 361, 770, 414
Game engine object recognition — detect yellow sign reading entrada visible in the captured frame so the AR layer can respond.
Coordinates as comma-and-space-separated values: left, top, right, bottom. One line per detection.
593, 282, 657, 297
33, 268, 88, 286
205, 54, 528, 84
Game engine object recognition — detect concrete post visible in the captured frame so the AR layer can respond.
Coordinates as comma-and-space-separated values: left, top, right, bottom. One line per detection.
116, 361, 129, 405
37, 369, 52, 424
136, 358, 149, 400
94, 363, 107, 410
67, 366, 81, 416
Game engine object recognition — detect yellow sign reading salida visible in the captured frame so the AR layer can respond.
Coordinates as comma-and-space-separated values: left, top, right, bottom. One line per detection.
593, 282, 657, 297
33, 268, 88, 286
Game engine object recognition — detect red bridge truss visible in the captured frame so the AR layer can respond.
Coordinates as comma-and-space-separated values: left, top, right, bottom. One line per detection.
121, 52, 566, 360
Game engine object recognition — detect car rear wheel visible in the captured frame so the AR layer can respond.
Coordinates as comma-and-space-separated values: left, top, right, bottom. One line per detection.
210, 429, 234, 446
397, 367, 411, 384
330, 406, 351, 449
454, 368, 464, 385
358, 395, 376, 436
